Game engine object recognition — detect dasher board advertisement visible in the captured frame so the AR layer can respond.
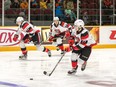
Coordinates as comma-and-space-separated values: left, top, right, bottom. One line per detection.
100, 26, 116, 44
0, 27, 41, 46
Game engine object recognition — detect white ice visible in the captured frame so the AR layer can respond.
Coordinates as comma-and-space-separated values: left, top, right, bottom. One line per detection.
0, 49, 116, 87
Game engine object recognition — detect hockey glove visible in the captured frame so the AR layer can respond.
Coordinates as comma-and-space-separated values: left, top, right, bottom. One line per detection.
65, 46, 72, 52
35, 30, 40, 33
65, 31, 70, 37
13, 34, 19, 42
48, 36, 54, 42
68, 36, 75, 46
71, 45, 79, 51
24, 38, 31, 43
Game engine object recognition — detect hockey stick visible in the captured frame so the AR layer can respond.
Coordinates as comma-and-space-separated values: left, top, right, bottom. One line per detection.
43, 52, 66, 76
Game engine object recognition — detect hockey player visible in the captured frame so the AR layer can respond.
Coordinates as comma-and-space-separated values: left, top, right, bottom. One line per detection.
65, 19, 97, 74
13, 16, 51, 60
48, 17, 72, 54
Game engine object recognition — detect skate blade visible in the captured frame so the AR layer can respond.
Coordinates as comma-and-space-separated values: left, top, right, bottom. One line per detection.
19, 56, 27, 60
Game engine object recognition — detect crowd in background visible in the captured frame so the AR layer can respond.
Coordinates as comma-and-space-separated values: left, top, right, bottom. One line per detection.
0, 0, 116, 25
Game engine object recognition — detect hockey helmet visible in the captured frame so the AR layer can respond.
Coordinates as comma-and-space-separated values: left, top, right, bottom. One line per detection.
74, 19, 85, 28
16, 16, 24, 24
53, 17, 59, 21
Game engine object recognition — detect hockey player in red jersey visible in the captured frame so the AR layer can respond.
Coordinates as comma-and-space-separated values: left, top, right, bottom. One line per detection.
48, 17, 72, 54
65, 19, 97, 74
13, 16, 51, 60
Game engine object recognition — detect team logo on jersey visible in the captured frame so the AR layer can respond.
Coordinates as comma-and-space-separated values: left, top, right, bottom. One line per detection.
54, 29, 61, 33
0, 29, 24, 46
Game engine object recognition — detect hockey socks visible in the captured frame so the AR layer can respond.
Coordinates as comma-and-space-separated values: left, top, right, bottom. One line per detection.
81, 61, 87, 71
58, 44, 65, 54
68, 60, 78, 74
43, 47, 51, 57
19, 48, 28, 60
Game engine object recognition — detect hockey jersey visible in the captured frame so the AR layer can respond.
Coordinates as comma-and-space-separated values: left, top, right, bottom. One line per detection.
50, 21, 72, 37
16, 21, 38, 35
71, 27, 96, 49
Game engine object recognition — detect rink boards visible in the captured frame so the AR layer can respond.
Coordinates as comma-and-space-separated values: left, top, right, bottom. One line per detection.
0, 26, 116, 51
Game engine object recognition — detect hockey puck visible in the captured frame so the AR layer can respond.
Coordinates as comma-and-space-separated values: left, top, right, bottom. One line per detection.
43, 71, 47, 75
30, 78, 33, 80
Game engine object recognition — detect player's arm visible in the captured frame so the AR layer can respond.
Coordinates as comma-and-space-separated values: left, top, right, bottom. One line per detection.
13, 28, 21, 42
73, 31, 89, 50
48, 25, 55, 41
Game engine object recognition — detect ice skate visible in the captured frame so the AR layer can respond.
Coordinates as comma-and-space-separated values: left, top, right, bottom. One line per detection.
48, 50, 51, 57
19, 54, 27, 60
56, 47, 60, 51
68, 66, 78, 74
81, 62, 87, 71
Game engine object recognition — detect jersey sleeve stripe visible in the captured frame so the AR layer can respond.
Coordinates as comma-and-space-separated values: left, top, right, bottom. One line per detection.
81, 31, 89, 39
22, 22, 29, 29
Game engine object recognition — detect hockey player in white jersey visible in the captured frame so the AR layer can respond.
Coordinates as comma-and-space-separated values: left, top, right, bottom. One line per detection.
13, 16, 51, 60
65, 19, 97, 74
48, 17, 72, 54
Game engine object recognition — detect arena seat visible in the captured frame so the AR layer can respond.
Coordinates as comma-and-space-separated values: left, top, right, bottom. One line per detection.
81, 3, 88, 8
0, 3, 2, 8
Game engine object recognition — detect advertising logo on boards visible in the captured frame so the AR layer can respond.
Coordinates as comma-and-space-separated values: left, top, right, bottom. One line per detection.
0, 29, 24, 46
109, 30, 116, 40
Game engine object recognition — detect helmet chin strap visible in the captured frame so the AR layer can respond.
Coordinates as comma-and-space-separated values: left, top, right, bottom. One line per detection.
76, 26, 84, 34
78, 26, 83, 31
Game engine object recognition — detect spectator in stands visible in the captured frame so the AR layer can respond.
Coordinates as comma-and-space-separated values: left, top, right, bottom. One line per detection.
47, 0, 53, 9
64, 0, 76, 21
30, 0, 38, 8
82, 11, 89, 25
56, 0, 64, 4
11, 0, 20, 8
20, 0, 28, 10
40, 0, 48, 9
65, 0, 74, 10
55, 3, 65, 21
103, 0, 112, 9
4, 0, 11, 10
64, 8, 76, 21
102, 0, 113, 24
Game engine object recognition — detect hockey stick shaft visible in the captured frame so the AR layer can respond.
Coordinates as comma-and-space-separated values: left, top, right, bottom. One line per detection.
48, 53, 65, 76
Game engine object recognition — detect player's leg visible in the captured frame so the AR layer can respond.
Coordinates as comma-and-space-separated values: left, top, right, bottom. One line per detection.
32, 33, 51, 57
79, 46, 92, 71
19, 47, 28, 60
68, 52, 79, 74
56, 46, 60, 51
19, 34, 30, 60
56, 38, 65, 54
51, 38, 60, 51
19, 41, 28, 60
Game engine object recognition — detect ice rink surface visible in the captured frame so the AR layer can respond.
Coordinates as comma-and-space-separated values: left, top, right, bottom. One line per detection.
0, 49, 116, 87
